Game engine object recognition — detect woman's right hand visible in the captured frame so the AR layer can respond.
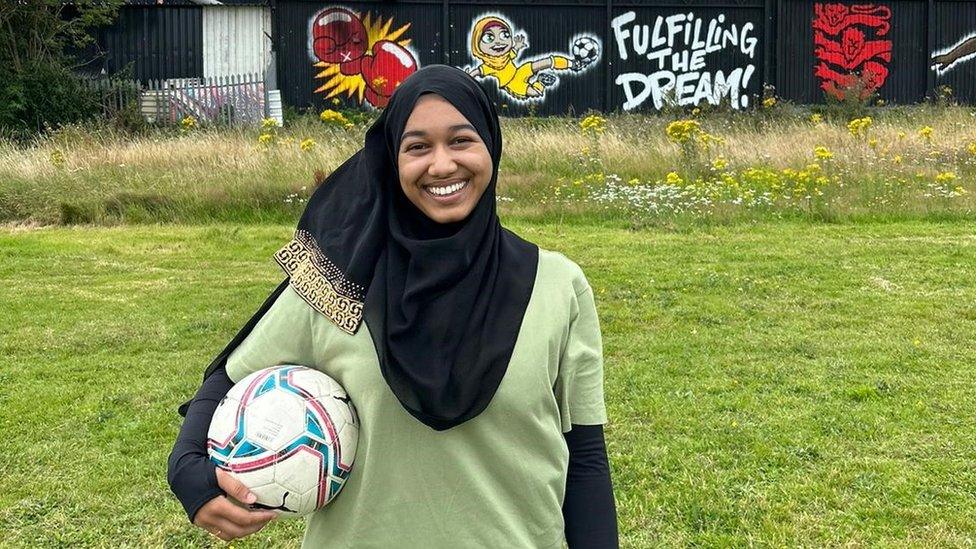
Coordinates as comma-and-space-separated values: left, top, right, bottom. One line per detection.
193, 468, 278, 542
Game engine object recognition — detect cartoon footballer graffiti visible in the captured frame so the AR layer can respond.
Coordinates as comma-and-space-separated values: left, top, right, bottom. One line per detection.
310, 6, 419, 108
463, 15, 600, 101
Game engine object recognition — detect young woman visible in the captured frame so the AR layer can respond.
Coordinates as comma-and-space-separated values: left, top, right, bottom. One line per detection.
168, 64, 618, 548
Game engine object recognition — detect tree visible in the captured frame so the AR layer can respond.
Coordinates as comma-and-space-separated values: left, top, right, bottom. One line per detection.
0, 0, 124, 135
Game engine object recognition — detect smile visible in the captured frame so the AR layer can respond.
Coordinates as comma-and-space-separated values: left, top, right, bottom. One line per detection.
424, 180, 468, 197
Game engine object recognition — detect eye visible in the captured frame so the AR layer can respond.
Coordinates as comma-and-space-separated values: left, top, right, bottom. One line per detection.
481, 34, 494, 44
404, 142, 427, 152
501, 31, 510, 39
452, 136, 472, 145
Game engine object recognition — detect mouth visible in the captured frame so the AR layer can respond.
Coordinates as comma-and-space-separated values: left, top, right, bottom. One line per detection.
422, 179, 469, 201
491, 45, 508, 53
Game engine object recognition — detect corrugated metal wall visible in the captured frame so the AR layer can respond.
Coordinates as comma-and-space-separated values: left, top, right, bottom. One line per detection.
608, 3, 766, 112
932, 1, 976, 105
99, 0, 976, 110
778, 0, 928, 105
274, 1, 443, 111
202, 6, 274, 79
449, 2, 607, 115
99, 6, 203, 82
272, 0, 769, 115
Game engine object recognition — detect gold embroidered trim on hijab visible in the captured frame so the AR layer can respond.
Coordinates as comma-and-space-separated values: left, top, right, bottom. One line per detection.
274, 230, 365, 334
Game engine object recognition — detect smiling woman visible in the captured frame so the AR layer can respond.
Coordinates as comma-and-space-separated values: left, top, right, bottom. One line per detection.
396, 95, 492, 223
167, 65, 618, 548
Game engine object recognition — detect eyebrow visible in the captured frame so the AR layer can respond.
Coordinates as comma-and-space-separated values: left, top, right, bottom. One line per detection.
401, 124, 478, 140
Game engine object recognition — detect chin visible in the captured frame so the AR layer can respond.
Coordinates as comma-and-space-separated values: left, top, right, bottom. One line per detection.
426, 206, 474, 224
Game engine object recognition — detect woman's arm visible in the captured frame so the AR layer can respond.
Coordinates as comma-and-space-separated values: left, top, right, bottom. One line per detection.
563, 424, 619, 548
167, 364, 233, 520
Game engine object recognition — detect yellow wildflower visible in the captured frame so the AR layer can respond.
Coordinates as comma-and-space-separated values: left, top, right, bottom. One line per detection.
665, 171, 683, 185
809, 113, 822, 124
665, 119, 701, 144
935, 171, 956, 183
847, 116, 872, 138
320, 109, 349, 126
893, 154, 903, 164
261, 117, 279, 130
180, 115, 197, 131
579, 114, 607, 136
762, 97, 776, 108
258, 133, 274, 145
300, 138, 316, 152
897, 131, 906, 140
712, 156, 728, 170
954, 186, 968, 195
691, 107, 701, 116
918, 126, 934, 140
50, 149, 65, 168
967, 141, 976, 156
814, 146, 833, 160
628, 178, 640, 186
331, 97, 341, 106
868, 138, 878, 148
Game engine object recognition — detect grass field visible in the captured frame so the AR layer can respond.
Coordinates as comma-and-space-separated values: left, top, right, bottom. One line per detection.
2, 220, 975, 546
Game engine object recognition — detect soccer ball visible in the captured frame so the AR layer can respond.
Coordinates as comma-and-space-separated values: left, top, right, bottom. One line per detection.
207, 365, 359, 517
571, 36, 600, 67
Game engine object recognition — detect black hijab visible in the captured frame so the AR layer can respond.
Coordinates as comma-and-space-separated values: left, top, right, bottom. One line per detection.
192, 65, 539, 431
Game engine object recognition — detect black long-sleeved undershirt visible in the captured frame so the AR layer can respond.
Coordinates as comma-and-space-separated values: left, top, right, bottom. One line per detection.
168, 367, 618, 547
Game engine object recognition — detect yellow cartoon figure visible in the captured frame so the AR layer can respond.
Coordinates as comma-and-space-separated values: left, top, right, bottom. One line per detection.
465, 16, 597, 100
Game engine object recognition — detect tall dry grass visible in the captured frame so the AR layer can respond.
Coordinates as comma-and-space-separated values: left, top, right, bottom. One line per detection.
1, 103, 974, 225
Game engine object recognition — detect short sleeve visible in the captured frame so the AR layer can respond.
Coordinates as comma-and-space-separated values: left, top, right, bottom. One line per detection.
225, 285, 318, 383
555, 283, 608, 433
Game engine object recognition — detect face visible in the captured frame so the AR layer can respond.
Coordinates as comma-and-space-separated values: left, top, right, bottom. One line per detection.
397, 94, 493, 224
478, 25, 513, 56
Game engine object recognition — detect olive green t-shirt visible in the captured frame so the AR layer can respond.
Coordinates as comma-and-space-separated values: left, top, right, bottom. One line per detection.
226, 249, 607, 548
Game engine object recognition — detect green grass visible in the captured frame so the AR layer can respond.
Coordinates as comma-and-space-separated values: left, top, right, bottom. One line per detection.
2, 220, 976, 546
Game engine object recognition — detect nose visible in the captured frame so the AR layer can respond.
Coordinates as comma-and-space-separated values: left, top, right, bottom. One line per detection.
427, 144, 457, 178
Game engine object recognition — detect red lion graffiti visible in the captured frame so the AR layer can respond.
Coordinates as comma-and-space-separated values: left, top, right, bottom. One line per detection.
813, 3, 892, 100
311, 7, 418, 108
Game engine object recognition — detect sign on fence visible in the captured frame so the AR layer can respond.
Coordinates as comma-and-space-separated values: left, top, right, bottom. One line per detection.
141, 73, 267, 126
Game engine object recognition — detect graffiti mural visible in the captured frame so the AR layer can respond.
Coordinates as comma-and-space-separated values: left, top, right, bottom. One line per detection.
611, 11, 759, 111
931, 32, 976, 75
813, 3, 892, 100
309, 6, 420, 108
462, 14, 601, 102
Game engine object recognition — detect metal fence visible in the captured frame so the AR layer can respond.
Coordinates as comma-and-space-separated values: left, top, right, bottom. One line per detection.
141, 73, 267, 126
82, 73, 272, 126
78, 76, 142, 119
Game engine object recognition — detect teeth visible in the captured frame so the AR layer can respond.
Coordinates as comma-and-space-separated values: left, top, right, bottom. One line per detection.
427, 180, 467, 196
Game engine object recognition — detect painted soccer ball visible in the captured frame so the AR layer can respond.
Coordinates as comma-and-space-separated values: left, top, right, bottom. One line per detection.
207, 365, 359, 518
571, 36, 600, 65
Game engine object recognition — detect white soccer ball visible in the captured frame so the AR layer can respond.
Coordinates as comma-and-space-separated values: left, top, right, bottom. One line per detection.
207, 365, 359, 517
571, 36, 600, 66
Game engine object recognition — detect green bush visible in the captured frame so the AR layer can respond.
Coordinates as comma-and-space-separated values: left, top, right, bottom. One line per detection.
0, 60, 101, 139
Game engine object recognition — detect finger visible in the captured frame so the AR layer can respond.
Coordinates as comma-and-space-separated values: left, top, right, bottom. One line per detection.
215, 468, 257, 505
208, 517, 246, 541
220, 499, 278, 527
211, 511, 274, 541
